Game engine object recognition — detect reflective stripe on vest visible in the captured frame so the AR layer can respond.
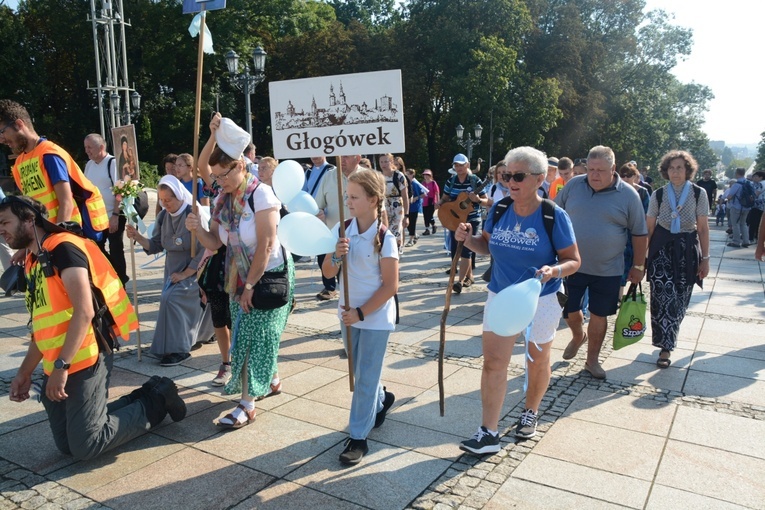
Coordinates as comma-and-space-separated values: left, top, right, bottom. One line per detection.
12, 140, 109, 230
26, 232, 137, 375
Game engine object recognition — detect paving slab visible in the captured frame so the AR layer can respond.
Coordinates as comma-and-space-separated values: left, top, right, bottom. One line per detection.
511, 454, 650, 508
645, 484, 751, 510
684, 370, 765, 406
532, 417, 665, 480
655, 440, 765, 509
231, 480, 366, 510
195, 412, 345, 478
487, 477, 629, 509
669, 406, 765, 460
87, 448, 273, 510
562, 388, 676, 436
286, 440, 451, 510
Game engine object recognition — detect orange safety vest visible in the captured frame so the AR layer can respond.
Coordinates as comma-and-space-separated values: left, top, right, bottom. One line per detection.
12, 140, 109, 231
548, 176, 565, 199
25, 232, 138, 376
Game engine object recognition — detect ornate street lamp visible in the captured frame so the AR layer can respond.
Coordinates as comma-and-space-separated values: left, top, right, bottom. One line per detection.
225, 45, 267, 140
456, 123, 483, 164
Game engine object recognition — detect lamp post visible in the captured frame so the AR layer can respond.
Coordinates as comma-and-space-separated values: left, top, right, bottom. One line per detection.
109, 90, 142, 126
456, 123, 483, 165
225, 46, 267, 140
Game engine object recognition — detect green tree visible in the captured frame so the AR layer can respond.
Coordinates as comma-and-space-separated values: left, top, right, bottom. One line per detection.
754, 131, 765, 170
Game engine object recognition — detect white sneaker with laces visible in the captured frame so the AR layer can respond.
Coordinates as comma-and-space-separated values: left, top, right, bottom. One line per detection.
212, 363, 232, 387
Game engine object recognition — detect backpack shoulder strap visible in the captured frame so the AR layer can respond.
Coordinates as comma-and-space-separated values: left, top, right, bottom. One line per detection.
247, 182, 261, 212
106, 156, 116, 186
656, 187, 664, 209
492, 196, 514, 226
541, 199, 556, 252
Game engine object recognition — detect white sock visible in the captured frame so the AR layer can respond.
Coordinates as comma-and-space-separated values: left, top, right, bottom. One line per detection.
486, 428, 498, 436
220, 399, 255, 425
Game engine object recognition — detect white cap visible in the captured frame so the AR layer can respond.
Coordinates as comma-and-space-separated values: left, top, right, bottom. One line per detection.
216, 118, 250, 160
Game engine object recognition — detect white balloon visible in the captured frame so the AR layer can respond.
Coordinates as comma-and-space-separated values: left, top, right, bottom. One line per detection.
272, 160, 305, 205
287, 191, 320, 215
278, 212, 338, 256
486, 277, 543, 337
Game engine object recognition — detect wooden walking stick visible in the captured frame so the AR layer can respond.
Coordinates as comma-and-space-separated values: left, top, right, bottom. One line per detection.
436, 170, 489, 415
335, 156, 354, 391
439, 241, 463, 416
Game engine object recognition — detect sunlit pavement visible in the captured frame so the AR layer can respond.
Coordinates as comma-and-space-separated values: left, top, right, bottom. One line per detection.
1, 200, 763, 509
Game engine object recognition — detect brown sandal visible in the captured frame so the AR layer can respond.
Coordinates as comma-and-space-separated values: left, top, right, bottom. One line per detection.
656, 349, 672, 369
217, 404, 256, 429
255, 379, 282, 401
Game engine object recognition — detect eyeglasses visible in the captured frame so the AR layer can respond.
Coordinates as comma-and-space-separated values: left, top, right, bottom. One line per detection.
0, 124, 12, 137
211, 165, 238, 181
500, 172, 540, 183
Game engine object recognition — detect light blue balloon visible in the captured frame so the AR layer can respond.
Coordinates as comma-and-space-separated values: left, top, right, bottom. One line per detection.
486, 277, 542, 336
272, 160, 305, 205
278, 212, 338, 256
287, 191, 320, 215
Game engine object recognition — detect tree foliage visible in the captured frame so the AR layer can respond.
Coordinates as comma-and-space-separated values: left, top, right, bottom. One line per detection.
0, 0, 717, 185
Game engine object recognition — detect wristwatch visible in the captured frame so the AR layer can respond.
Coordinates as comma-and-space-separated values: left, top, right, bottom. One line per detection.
244, 282, 255, 290
54, 359, 71, 370
633, 264, 645, 271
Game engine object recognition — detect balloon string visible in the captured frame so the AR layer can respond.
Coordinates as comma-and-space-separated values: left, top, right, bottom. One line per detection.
522, 323, 542, 394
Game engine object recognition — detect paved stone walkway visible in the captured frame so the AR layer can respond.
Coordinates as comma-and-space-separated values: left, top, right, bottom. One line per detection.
1, 209, 763, 509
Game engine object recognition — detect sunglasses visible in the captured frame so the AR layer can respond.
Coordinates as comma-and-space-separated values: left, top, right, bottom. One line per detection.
500, 172, 540, 183
574, 158, 587, 166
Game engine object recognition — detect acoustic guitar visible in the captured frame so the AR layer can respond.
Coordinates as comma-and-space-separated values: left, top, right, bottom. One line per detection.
438, 171, 490, 232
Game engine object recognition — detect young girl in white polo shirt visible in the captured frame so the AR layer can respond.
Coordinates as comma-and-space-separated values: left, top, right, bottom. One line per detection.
322, 168, 399, 466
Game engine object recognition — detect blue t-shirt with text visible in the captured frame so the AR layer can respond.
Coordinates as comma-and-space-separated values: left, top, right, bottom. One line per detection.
484, 202, 576, 296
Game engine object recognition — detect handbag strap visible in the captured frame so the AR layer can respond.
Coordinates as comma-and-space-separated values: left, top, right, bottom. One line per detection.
625, 282, 642, 302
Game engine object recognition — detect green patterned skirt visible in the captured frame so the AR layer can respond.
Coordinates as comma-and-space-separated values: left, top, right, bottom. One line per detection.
224, 257, 295, 397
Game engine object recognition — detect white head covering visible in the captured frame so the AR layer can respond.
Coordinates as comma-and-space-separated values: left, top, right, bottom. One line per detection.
158, 175, 210, 228
217, 118, 250, 160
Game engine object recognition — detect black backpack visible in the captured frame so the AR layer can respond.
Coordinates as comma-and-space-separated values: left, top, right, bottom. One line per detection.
492, 197, 557, 251
655, 185, 702, 212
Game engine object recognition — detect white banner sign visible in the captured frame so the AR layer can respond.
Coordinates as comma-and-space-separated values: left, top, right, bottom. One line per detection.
269, 69, 405, 159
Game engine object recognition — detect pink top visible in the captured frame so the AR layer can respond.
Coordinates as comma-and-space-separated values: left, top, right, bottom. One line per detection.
422, 180, 440, 207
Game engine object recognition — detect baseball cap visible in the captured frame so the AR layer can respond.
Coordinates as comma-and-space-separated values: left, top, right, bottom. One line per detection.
453, 153, 469, 165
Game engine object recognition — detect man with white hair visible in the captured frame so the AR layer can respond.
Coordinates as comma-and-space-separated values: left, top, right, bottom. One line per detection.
84, 133, 128, 284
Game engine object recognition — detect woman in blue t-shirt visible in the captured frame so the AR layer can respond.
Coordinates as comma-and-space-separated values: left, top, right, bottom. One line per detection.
455, 146, 581, 455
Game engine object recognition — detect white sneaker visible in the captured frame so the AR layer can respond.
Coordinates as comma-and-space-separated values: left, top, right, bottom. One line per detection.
212, 364, 232, 387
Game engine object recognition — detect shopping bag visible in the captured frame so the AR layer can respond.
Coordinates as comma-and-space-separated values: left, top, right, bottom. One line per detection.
613, 283, 647, 350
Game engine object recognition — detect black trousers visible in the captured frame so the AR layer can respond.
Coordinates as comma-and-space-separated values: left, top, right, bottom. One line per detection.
97, 215, 128, 284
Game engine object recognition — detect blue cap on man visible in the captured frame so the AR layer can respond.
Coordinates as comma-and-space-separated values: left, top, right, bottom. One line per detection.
453, 153, 469, 165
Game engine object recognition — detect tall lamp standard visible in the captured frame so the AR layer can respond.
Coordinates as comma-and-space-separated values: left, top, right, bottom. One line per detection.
109, 90, 142, 126
225, 46, 267, 140
456, 123, 483, 165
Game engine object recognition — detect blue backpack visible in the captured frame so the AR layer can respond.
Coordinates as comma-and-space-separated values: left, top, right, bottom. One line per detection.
736, 178, 756, 208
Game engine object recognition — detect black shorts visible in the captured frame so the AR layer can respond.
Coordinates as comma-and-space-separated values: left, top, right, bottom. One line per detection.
563, 272, 621, 317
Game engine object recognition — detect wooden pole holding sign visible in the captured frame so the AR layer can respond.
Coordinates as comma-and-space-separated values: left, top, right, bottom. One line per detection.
129, 228, 142, 361
336, 156, 355, 392
190, 6, 206, 258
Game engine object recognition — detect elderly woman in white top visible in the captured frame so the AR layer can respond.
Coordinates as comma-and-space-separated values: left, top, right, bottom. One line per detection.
646, 150, 709, 368
186, 117, 294, 429
127, 175, 211, 366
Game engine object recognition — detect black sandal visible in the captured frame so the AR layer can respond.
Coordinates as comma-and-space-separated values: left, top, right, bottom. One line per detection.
656, 349, 672, 369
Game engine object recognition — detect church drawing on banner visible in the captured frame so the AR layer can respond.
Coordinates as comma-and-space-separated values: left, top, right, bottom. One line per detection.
274, 82, 399, 130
